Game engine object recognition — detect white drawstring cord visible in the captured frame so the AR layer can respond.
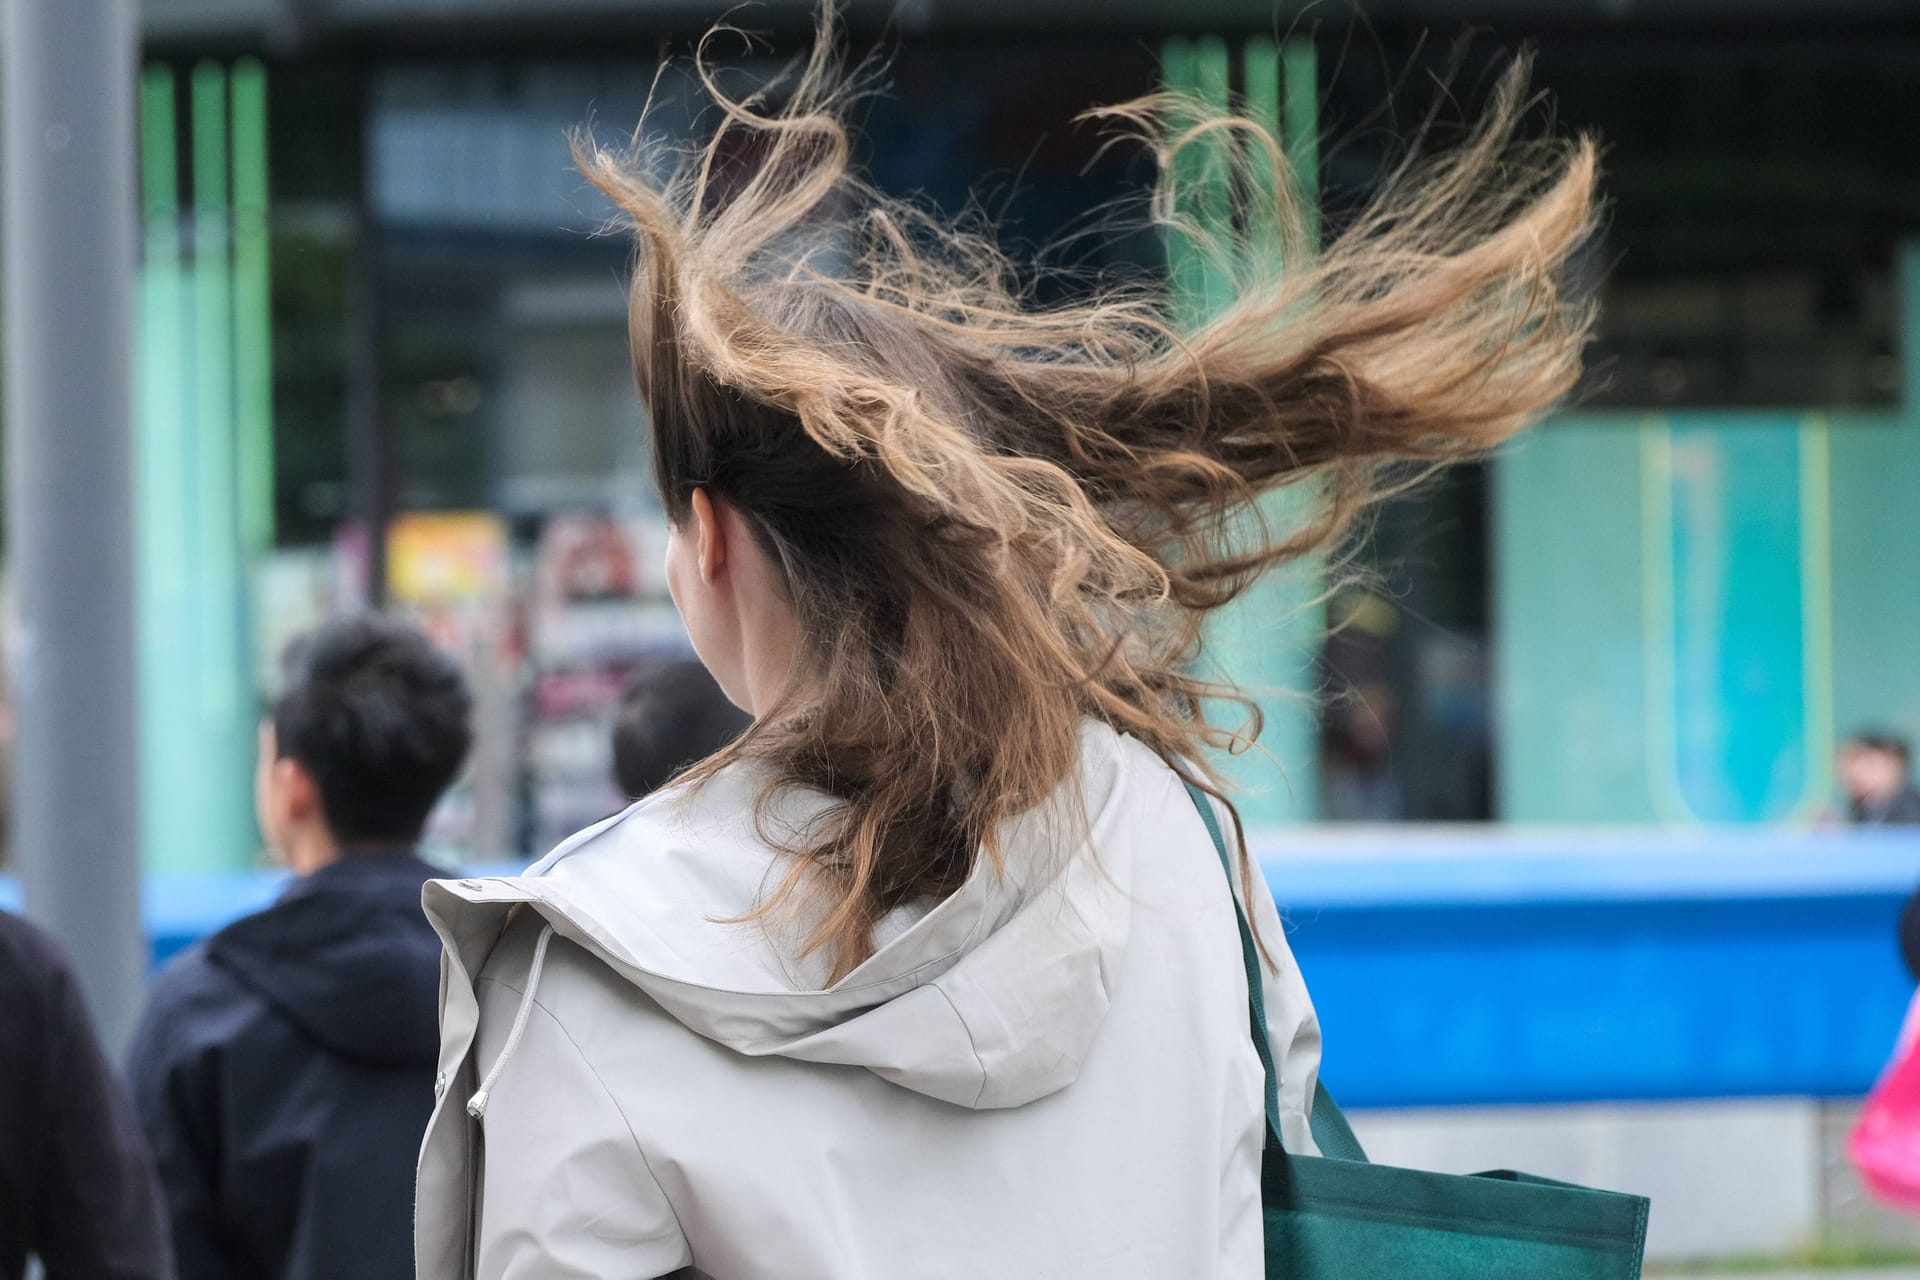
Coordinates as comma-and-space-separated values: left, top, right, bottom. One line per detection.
467, 924, 555, 1120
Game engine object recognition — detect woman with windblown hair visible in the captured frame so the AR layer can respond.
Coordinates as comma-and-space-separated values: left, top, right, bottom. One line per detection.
414, 19, 1598, 1279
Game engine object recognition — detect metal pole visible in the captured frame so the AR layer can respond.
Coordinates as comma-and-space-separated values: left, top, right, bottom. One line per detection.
349, 224, 394, 608
350, 66, 394, 607
4, 0, 145, 1049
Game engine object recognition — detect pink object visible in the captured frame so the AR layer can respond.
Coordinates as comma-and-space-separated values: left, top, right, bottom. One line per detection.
1851, 991, 1920, 1214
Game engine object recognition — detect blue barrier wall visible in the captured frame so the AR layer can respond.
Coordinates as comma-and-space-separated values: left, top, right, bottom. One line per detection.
1260, 828, 1920, 1107
6, 828, 1918, 1108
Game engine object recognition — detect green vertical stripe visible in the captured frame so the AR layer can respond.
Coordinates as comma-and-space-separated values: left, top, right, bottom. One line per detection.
1189, 37, 1234, 326
1160, 37, 1196, 98
1795, 414, 1834, 819
1244, 38, 1281, 136
138, 65, 197, 872
1164, 36, 1326, 823
139, 68, 178, 217
1159, 38, 1203, 325
1242, 37, 1281, 270
191, 63, 235, 589
1639, 417, 1691, 822
1209, 37, 1325, 824
189, 61, 256, 871
231, 58, 273, 563
1162, 36, 1236, 329
1282, 38, 1319, 250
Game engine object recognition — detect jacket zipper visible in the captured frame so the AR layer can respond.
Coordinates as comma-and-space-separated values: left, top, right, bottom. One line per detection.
464, 1109, 482, 1278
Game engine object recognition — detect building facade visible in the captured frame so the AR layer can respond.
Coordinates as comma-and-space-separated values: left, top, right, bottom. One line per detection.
117, 0, 1920, 868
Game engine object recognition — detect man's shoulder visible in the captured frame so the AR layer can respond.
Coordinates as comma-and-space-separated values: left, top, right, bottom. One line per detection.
132, 936, 270, 1060
0, 909, 81, 1044
146, 939, 229, 1002
0, 908, 73, 986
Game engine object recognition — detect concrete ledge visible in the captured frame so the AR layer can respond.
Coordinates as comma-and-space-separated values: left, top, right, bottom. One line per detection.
1349, 1098, 1920, 1263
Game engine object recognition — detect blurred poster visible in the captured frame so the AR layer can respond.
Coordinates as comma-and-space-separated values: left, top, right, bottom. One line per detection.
533, 512, 651, 606
523, 511, 688, 853
387, 512, 510, 605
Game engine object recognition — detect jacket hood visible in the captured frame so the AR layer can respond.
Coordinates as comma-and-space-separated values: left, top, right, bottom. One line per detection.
212, 852, 446, 1067
427, 721, 1150, 1110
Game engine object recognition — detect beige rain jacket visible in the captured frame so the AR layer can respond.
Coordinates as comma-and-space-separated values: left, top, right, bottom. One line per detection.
414, 721, 1321, 1279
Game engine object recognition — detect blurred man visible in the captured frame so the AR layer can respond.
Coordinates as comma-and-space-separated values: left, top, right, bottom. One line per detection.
127, 616, 471, 1280
612, 657, 751, 799
1840, 731, 1920, 827
1839, 730, 1920, 980
1, 910, 173, 1280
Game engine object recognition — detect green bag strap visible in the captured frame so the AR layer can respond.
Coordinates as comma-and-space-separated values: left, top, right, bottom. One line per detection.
1182, 779, 1368, 1164
1309, 1081, 1367, 1163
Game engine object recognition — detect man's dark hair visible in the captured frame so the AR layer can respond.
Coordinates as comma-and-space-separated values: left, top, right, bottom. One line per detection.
613, 659, 750, 799
1846, 730, 1912, 768
271, 615, 474, 847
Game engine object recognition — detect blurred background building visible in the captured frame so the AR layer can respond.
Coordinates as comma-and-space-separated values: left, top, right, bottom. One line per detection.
10, 0, 1920, 1268
117, 0, 1920, 862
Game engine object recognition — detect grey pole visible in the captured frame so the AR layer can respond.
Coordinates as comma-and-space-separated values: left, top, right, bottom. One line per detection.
3, 0, 146, 1050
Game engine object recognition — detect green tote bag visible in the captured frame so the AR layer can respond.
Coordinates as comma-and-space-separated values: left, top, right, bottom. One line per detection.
1184, 782, 1651, 1279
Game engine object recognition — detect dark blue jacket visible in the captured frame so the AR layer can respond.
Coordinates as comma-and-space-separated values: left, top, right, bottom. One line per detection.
126, 853, 446, 1280
0, 909, 173, 1280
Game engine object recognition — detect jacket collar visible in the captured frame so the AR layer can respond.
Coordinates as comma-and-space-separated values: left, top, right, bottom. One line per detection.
282, 848, 445, 903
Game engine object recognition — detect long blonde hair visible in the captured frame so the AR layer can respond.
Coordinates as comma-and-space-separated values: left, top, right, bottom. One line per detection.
578, 17, 1598, 981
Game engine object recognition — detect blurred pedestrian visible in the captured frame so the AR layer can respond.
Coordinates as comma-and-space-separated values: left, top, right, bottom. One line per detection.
413, 19, 1597, 1279
127, 616, 471, 1280
1841, 730, 1920, 978
1841, 731, 1920, 827
1, 909, 173, 1280
611, 657, 750, 799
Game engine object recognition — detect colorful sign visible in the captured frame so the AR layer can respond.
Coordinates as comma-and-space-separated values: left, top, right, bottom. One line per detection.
386, 512, 510, 605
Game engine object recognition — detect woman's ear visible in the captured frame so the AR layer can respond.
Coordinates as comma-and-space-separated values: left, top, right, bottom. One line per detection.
689, 488, 727, 584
